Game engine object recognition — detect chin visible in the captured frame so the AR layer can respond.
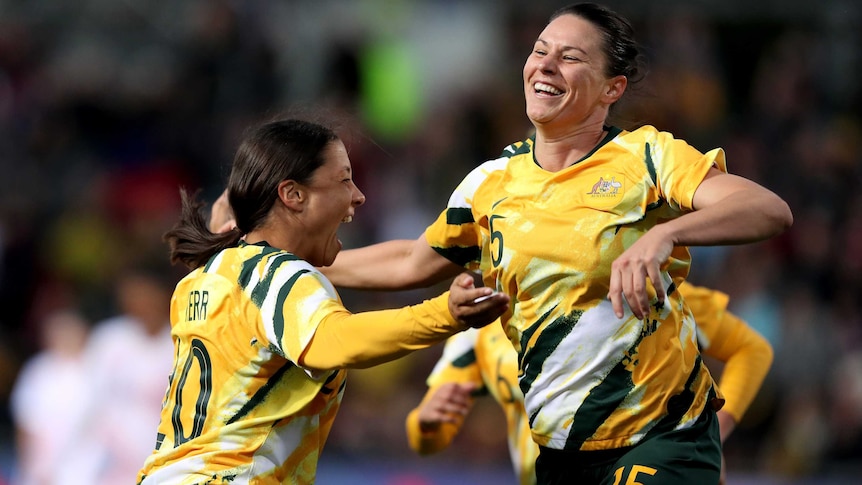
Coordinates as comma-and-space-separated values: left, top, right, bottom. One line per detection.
318, 240, 342, 267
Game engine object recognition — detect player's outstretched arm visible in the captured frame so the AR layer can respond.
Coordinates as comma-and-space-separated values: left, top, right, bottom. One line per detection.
300, 274, 509, 371
322, 233, 464, 290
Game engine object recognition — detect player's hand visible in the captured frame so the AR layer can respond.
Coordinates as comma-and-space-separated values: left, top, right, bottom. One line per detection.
607, 226, 673, 319
448, 273, 509, 329
417, 382, 478, 434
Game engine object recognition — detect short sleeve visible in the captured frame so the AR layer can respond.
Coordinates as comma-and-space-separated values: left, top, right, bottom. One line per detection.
652, 130, 728, 212
259, 267, 345, 365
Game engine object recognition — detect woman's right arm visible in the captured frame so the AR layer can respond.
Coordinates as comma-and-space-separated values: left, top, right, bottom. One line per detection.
322, 233, 464, 290
299, 273, 509, 371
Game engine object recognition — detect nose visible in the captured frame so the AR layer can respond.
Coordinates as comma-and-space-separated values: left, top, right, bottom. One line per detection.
352, 184, 366, 207
538, 57, 556, 74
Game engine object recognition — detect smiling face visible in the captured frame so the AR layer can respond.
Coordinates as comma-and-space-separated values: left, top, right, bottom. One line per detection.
523, 14, 624, 133
296, 139, 365, 267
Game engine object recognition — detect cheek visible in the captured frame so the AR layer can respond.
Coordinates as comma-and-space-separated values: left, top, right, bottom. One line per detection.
523, 60, 534, 81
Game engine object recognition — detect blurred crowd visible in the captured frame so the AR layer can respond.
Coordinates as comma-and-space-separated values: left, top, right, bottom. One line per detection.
0, 0, 860, 483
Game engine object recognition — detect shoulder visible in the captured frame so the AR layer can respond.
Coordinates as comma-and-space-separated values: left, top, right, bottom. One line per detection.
457, 137, 533, 187
611, 125, 675, 152
263, 258, 339, 302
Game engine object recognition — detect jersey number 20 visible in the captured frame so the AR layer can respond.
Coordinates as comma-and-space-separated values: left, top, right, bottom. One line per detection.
170, 338, 213, 446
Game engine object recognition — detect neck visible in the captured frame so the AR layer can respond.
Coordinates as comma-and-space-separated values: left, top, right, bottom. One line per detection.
533, 122, 607, 172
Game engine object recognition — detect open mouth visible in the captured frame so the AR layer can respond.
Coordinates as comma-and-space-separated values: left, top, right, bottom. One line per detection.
534, 82, 562, 95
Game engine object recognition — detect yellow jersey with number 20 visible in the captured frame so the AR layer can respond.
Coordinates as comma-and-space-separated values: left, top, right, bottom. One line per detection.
138, 242, 349, 485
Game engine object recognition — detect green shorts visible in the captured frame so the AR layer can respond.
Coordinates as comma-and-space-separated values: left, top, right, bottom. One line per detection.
535, 408, 721, 485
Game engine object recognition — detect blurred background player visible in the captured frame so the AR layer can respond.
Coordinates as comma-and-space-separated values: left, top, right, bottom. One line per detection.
9, 309, 91, 485
406, 281, 773, 485
64, 266, 175, 484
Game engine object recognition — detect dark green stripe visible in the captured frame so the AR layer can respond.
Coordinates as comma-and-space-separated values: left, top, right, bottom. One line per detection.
518, 307, 575, 398
271, 269, 311, 347
446, 207, 474, 225
564, 361, 634, 450
226, 362, 294, 425
203, 253, 218, 273
644, 142, 657, 187
645, 199, 664, 212
250, 253, 303, 307
320, 370, 341, 395
432, 245, 480, 267
500, 136, 535, 157
238, 245, 281, 289
641, 354, 703, 439
517, 308, 551, 383
573, 127, 619, 167
560, 314, 660, 450
451, 348, 477, 368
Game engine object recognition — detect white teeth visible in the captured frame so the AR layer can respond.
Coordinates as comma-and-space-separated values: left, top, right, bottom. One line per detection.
534, 82, 562, 95
341, 216, 353, 223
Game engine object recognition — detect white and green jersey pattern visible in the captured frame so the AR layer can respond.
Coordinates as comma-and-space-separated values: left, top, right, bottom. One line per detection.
138, 241, 347, 485
424, 125, 726, 451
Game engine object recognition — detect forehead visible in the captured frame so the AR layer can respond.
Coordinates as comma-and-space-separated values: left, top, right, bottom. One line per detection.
538, 14, 604, 51
318, 139, 351, 174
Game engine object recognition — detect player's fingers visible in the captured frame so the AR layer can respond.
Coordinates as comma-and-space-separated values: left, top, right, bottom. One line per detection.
628, 260, 655, 319
454, 272, 476, 290
620, 268, 639, 320
647, 264, 665, 308
608, 268, 624, 318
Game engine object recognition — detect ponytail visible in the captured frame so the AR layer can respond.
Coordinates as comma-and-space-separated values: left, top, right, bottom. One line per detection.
164, 189, 243, 270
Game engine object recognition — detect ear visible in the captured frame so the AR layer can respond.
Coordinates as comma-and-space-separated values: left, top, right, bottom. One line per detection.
602, 75, 628, 105
277, 179, 306, 211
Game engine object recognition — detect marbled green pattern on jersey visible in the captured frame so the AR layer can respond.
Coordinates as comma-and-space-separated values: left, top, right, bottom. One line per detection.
425, 125, 726, 451
139, 241, 347, 485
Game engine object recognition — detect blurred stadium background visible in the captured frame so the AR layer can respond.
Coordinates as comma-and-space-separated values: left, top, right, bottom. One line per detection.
0, 0, 860, 483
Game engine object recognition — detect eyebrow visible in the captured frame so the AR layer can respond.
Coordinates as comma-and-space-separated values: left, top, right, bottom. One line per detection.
535, 38, 588, 56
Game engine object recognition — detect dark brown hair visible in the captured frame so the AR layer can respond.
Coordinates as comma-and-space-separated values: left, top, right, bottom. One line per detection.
164, 118, 339, 269
550, 3, 645, 84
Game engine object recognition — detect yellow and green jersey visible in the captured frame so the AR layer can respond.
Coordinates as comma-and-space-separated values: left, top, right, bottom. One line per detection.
408, 284, 767, 484
138, 242, 351, 484
408, 323, 538, 485
424, 125, 727, 451
684, 282, 773, 422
